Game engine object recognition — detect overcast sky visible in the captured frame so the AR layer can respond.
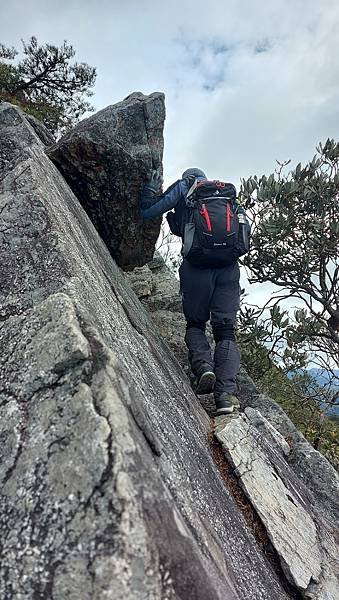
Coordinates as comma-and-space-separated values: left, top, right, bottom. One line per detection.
1, 0, 338, 305
2, 0, 339, 185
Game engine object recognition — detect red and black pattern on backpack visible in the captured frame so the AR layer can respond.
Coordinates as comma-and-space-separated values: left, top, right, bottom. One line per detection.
183, 180, 242, 268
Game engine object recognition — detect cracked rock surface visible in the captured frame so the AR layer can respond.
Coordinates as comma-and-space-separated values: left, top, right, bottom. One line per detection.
0, 103, 298, 599
215, 410, 321, 591
48, 92, 164, 269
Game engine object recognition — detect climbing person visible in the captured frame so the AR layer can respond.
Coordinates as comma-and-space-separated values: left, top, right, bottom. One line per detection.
140, 167, 251, 415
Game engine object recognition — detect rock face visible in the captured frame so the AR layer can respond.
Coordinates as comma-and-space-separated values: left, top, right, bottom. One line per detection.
48, 92, 164, 269
126, 252, 188, 372
1, 101, 338, 600
25, 113, 55, 146
128, 253, 339, 599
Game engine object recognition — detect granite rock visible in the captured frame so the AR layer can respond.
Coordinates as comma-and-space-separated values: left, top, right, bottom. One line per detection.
48, 92, 165, 269
215, 412, 322, 591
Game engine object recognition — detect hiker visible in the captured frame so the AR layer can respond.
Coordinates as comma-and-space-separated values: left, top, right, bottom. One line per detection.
140, 168, 250, 414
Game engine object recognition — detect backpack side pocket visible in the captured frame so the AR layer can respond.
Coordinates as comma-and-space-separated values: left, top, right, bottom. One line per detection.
182, 222, 196, 257
237, 217, 251, 256
166, 211, 181, 237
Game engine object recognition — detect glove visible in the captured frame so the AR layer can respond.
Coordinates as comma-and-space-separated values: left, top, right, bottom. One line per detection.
144, 168, 163, 194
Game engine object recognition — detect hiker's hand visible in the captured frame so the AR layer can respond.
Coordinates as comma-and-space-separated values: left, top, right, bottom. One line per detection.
145, 169, 163, 194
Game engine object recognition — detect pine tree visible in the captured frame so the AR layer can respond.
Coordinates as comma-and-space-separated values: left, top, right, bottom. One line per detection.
0, 37, 96, 134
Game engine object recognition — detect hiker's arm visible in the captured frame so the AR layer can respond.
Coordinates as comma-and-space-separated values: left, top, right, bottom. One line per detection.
140, 186, 160, 211
140, 180, 188, 219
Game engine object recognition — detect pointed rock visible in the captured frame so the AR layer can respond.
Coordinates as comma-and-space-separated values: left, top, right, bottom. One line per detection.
48, 92, 165, 269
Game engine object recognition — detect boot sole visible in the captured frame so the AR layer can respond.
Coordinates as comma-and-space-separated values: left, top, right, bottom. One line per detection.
216, 405, 234, 415
196, 371, 216, 395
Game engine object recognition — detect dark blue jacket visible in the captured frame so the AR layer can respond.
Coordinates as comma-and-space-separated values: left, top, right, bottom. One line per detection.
140, 177, 202, 225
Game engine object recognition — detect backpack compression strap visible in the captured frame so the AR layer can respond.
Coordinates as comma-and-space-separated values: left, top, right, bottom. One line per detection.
186, 178, 198, 203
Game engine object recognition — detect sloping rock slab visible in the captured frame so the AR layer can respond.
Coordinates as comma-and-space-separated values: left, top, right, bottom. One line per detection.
26, 113, 55, 146
1, 294, 233, 600
0, 104, 292, 599
215, 410, 323, 593
237, 384, 339, 522
48, 92, 164, 269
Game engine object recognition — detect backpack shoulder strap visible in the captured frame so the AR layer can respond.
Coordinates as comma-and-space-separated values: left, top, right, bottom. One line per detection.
186, 177, 198, 199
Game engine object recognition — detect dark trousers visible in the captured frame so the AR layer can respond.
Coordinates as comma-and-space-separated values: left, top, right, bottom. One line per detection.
179, 259, 240, 398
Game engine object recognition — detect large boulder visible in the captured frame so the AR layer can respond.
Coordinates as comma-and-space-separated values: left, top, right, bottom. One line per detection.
48, 92, 164, 269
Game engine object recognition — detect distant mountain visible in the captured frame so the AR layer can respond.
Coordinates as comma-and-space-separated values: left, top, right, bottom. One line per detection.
307, 368, 339, 388
308, 369, 339, 418
288, 368, 339, 418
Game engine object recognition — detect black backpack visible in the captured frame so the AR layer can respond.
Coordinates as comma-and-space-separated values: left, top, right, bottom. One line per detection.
182, 179, 249, 268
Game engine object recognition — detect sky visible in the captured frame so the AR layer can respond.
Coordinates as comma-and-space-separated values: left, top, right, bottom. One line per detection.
1, 0, 339, 305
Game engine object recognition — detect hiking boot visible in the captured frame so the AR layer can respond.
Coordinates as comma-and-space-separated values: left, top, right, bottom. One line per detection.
215, 393, 235, 415
195, 364, 216, 395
